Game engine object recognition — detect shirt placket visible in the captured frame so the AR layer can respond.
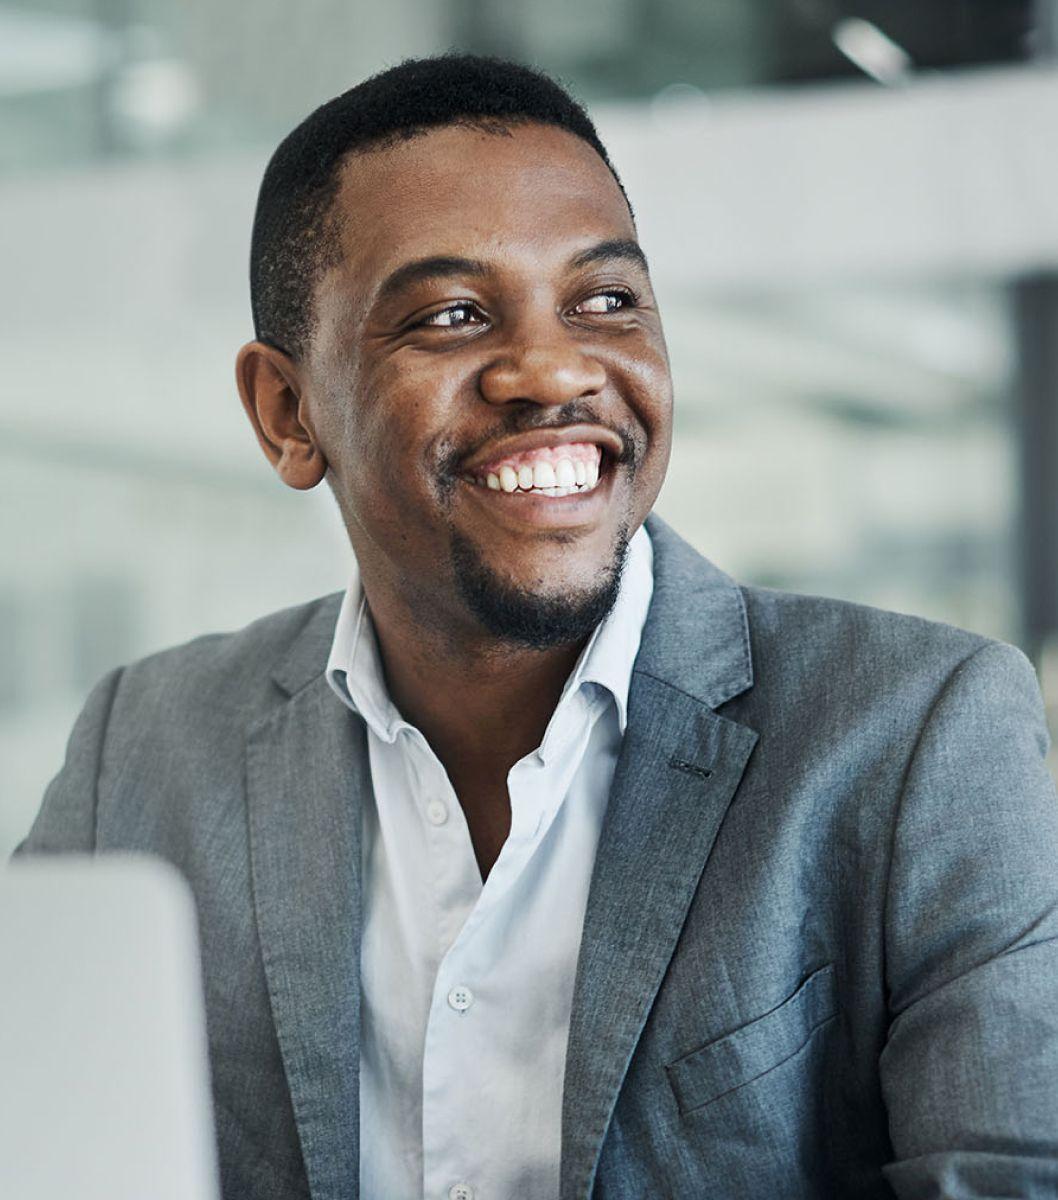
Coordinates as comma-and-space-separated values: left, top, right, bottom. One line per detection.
416, 695, 604, 1200
406, 733, 487, 1200
417, 740, 567, 1198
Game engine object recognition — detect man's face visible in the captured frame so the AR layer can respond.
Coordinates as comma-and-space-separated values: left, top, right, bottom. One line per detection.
304, 121, 673, 647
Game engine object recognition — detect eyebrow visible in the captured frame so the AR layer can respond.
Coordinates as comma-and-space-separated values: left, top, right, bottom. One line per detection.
568, 238, 650, 274
374, 255, 491, 308
373, 238, 651, 309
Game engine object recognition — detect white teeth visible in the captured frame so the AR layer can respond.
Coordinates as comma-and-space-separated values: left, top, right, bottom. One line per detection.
533, 461, 557, 488
476, 449, 604, 496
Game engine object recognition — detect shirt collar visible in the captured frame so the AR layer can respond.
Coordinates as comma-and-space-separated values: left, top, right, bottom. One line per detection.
546, 524, 653, 736
325, 525, 654, 746
325, 582, 405, 743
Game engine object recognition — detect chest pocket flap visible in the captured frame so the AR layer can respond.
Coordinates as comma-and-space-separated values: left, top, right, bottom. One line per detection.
665, 962, 837, 1115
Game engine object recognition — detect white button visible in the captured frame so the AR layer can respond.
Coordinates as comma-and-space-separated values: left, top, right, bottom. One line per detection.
426, 799, 448, 825
447, 985, 474, 1012
449, 1185, 474, 1200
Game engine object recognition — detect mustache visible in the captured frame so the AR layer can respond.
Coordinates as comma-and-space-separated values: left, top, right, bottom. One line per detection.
436, 400, 639, 481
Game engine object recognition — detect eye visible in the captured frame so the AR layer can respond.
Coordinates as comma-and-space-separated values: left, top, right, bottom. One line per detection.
573, 289, 637, 315
418, 303, 486, 329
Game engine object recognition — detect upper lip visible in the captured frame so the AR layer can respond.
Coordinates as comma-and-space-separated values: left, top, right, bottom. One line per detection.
460, 423, 624, 475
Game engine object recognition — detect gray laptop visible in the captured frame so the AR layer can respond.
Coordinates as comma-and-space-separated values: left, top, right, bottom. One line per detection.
0, 855, 221, 1200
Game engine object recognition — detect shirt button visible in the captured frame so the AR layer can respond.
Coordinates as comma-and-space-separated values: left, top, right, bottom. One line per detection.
449, 1185, 474, 1200
426, 799, 449, 825
447, 985, 474, 1012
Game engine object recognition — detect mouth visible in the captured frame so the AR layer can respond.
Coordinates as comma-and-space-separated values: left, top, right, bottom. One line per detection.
457, 424, 622, 501
455, 446, 618, 535
462, 441, 604, 498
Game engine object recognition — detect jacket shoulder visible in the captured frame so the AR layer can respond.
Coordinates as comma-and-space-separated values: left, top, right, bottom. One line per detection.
741, 582, 993, 664
727, 584, 1045, 841
735, 582, 1014, 713
108, 592, 342, 733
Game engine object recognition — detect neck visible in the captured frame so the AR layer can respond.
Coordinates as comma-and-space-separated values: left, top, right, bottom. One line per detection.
365, 584, 586, 779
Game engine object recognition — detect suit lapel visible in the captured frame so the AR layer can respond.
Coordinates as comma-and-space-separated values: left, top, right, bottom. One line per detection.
560, 517, 759, 1199
246, 601, 366, 1200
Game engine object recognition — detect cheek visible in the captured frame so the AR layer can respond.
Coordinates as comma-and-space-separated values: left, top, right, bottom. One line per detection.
609, 345, 673, 514
612, 346, 673, 447
628, 344, 672, 416
338, 363, 458, 514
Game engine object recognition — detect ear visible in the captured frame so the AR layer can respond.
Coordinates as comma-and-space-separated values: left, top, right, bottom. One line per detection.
235, 341, 328, 490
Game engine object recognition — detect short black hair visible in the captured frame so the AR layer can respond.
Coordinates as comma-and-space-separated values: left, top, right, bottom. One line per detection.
249, 53, 628, 361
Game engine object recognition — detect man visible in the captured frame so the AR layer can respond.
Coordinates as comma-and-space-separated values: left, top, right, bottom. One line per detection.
16, 53, 1058, 1200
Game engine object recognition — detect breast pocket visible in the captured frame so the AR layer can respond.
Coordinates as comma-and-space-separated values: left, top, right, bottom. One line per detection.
665, 962, 837, 1116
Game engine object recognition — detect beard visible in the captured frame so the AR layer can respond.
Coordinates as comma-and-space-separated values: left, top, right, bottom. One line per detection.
449, 523, 630, 651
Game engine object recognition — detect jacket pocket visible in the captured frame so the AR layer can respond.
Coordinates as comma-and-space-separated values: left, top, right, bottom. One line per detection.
665, 962, 837, 1115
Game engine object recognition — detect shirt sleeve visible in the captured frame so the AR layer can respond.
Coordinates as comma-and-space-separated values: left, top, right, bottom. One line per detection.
880, 640, 1058, 1197
11, 666, 124, 858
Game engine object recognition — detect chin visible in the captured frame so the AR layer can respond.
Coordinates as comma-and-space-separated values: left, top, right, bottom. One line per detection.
450, 523, 630, 650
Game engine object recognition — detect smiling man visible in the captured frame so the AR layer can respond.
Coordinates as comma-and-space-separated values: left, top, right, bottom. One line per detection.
17, 54, 1058, 1200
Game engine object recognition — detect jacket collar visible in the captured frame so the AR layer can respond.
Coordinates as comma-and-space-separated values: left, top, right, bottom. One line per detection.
637, 512, 753, 708
271, 595, 344, 698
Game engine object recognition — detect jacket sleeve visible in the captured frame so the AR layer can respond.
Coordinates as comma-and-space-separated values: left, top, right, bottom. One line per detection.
11, 667, 124, 858
880, 640, 1058, 1197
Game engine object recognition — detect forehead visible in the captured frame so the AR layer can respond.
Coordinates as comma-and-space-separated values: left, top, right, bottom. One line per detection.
328, 122, 636, 296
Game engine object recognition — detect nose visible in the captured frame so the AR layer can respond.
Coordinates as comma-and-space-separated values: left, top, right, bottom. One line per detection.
478, 318, 607, 408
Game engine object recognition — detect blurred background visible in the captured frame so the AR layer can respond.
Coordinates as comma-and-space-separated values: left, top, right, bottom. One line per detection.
3, 0, 1058, 854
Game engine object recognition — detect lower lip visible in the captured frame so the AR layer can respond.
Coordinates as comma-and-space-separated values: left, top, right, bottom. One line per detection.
458, 466, 616, 529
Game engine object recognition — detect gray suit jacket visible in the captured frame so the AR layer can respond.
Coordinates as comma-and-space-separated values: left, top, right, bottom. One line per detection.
16, 517, 1058, 1199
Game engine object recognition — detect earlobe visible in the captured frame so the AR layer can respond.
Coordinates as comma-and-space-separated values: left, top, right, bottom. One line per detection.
235, 341, 329, 491
275, 434, 328, 491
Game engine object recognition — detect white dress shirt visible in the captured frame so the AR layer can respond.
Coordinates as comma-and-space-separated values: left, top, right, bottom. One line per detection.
325, 527, 653, 1200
